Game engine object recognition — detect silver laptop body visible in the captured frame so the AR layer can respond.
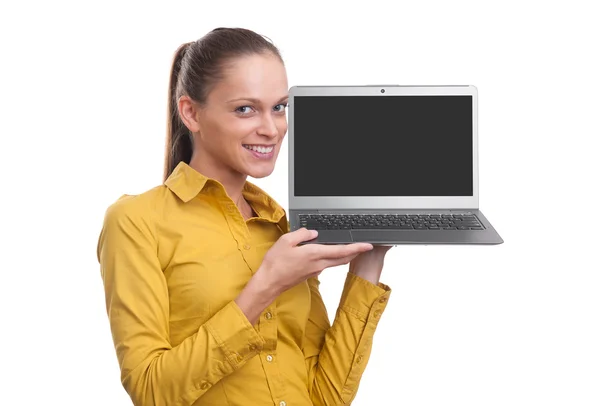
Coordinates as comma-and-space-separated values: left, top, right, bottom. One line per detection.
287, 85, 503, 245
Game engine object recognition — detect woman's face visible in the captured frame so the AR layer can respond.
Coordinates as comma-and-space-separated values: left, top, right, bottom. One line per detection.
193, 53, 289, 180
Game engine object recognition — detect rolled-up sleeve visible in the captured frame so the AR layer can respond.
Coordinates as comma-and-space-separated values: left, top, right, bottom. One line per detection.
97, 197, 265, 406
303, 272, 391, 405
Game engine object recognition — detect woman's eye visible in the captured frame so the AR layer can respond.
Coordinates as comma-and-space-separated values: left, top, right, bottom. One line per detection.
274, 103, 288, 112
236, 106, 253, 114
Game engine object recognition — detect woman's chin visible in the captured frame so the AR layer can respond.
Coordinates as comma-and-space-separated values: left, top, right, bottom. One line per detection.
245, 163, 275, 179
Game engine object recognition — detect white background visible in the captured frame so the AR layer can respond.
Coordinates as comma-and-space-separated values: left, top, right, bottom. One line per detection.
1, 1, 599, 405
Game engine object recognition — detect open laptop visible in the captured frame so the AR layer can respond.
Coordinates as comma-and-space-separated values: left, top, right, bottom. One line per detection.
287, 85, 503, 245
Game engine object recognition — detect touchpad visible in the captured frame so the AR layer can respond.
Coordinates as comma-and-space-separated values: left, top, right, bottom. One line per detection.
351, 230, 409, 243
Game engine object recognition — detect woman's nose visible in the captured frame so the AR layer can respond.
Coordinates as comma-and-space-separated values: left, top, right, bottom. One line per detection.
258, 113, 279, 138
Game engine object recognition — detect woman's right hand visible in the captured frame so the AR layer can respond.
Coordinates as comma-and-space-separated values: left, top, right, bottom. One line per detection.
257, 228, 374, 296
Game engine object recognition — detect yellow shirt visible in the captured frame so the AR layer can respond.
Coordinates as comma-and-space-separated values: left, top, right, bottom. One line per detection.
97, 161, 392, 406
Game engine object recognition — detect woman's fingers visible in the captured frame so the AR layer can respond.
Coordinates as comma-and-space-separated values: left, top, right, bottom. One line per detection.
319, 252, 362, 270
310, 243, 373, 260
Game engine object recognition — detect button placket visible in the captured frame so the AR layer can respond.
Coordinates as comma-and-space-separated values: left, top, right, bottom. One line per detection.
219, 196, 251, 246
219, 196, 256, 274
257, 299, 285, 403
258, 304, 277, 351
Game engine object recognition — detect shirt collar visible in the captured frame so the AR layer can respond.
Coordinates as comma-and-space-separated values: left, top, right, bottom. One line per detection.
164, 161, 289, 229
164, 161, 209, 203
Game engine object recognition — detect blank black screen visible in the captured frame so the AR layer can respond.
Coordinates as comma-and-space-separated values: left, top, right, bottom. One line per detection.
293, 95, 473, 196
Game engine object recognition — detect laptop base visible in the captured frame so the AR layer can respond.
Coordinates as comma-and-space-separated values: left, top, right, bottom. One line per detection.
292, 209, 503, 245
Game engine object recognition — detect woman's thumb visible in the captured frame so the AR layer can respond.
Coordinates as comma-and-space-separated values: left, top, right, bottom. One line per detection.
286, 227, 318, 246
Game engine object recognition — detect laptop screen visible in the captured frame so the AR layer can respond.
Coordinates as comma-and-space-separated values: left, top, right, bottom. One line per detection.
293, 95, 473, 197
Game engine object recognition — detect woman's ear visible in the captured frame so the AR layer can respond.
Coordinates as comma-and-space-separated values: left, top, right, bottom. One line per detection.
177, 95, 202, 133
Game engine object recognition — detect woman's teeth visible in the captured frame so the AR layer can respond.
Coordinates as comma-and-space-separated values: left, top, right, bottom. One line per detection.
243, 145, 274, 153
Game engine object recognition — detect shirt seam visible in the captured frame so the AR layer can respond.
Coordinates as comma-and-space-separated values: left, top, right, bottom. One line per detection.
149, 194, 159, 248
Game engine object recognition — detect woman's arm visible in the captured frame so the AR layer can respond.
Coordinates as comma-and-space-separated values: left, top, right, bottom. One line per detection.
97, 197, 266, 406
234, 270, 279, 325
302, 273, 392, 405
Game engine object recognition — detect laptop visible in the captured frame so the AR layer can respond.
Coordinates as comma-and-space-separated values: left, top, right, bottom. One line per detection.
287, 85, 503, 245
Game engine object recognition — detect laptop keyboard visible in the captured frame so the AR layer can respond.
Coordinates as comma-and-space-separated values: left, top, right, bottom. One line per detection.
298, 214, 485, 230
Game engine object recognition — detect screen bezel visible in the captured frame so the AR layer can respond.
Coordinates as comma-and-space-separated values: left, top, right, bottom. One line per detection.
288, 85, 479, 210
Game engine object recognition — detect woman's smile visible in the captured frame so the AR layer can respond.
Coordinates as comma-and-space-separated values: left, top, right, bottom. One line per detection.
242, 143, 276, 159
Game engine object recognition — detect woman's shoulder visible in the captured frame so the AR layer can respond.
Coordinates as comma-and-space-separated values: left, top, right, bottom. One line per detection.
102, 184, 167, 225
97, 186, 167, 263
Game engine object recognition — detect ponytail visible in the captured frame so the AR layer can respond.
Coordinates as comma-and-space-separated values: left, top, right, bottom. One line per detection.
163, 42, 194, 182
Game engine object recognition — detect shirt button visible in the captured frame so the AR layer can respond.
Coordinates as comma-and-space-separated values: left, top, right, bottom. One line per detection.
356, 355, 363, 364
266, 354, 273, 362
373, 310, 381, 319
265, 312, 273, 320
243, 244, 251, 250
379, 297, 387, 303
236, 353, 243, 362
249, 344, 257, 351
280, 401, 287, 406
200, 381, 210, 390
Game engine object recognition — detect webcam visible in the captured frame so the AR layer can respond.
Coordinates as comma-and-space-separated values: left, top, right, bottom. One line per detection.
380, 89, 385, 93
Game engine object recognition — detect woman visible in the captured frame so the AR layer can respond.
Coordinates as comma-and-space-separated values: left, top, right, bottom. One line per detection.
97, 27, 393, 406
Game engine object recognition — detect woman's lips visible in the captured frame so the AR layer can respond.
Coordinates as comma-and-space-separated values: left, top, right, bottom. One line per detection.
242, 145, 275, 160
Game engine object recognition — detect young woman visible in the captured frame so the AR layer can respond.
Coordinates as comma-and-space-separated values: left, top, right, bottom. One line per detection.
97, 27, 393, 406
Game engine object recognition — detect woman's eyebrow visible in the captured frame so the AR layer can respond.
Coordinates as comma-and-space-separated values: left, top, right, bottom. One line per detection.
226, 95, 289, 104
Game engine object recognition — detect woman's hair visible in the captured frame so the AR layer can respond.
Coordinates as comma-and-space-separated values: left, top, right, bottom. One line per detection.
164, 27, 284, 181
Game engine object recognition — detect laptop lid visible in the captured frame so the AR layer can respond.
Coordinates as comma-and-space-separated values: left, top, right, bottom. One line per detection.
288, 85, 479, 210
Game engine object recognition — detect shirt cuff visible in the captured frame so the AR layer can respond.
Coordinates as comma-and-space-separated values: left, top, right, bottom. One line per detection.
338, 272, 392, 323
204, 300, 266, 371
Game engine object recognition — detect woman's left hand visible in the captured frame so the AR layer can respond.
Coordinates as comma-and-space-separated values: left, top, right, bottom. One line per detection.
348, 244, 393, 285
